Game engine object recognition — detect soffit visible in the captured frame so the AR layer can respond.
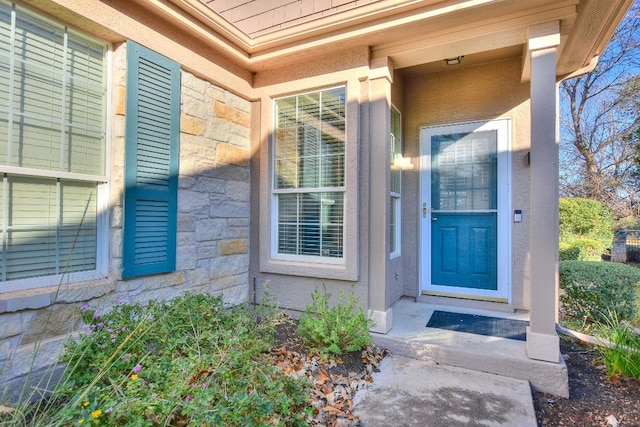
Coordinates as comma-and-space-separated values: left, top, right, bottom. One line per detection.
154, 0, 629, 77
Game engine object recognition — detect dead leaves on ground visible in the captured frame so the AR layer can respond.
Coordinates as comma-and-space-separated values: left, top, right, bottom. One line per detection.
270, 345, 388, 426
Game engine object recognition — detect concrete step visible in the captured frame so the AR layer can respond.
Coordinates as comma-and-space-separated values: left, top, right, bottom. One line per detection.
372, 299, 569, 397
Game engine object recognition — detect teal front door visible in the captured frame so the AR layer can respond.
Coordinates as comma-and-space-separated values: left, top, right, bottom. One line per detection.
421, 120, 510, 300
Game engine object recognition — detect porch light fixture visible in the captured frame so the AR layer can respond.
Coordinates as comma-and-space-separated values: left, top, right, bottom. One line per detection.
444, 56, 463, 65
392, 155, 414, 171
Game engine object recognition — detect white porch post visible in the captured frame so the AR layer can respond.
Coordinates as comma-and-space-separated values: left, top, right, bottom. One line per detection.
367, 57, 393, 333
526, 22, 561, 362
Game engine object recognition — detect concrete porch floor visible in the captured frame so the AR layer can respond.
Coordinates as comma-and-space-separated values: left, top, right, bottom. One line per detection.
371, 298, 569, 397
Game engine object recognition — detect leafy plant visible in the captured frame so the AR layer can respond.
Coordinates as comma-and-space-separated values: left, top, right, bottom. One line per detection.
595, 311, 640, 380
3, 294, 311, 427
559, 239, 603, 261
559, 197, 614, 260
560, 261, 640, 325
297, 286, 374, 359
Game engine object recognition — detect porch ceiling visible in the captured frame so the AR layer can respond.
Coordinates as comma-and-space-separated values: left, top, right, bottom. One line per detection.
151, 0, 629, 78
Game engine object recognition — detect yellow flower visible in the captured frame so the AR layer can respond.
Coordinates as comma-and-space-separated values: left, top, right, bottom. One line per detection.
131, 374, 138, 381
91, 409, 102, 419
78, 420, 84, 425
82, 401, 90, 407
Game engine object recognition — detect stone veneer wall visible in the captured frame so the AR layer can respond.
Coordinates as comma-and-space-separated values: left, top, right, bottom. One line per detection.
0, 43, 251, 390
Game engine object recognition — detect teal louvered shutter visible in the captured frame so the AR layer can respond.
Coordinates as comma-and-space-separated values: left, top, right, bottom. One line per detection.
122, 41, 180, 279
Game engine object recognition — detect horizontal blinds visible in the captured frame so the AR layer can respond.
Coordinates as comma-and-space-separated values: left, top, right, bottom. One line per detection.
0, 0, 106, 175
432, 131, 497, 211
3, 176, 97, 281
277, 192, 344, 258
274, 87, 346, 259
0, 1, 105, 284
390, 195, 398, 254
274, 88, 345, 190
0, 2, 12, 166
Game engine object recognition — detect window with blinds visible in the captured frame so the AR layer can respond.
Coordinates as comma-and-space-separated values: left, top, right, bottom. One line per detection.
390, 106, 401, 257
0, 1, 107, 289
273, 87, 346, 259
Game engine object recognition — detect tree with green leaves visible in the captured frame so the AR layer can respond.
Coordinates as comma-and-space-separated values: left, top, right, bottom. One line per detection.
559, 197, 614, 260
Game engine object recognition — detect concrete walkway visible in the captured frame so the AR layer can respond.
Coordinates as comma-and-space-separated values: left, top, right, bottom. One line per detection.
371, 298, 568, 397
353, 353, 537, 426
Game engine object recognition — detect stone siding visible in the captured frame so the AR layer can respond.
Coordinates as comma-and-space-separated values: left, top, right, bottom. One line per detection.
0, 43, 251, 390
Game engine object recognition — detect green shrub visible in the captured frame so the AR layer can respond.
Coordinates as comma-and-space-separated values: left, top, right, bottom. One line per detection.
595, 311, 640, 380
560, 261, 640, 325
297, 286, 374, 359
559, 238, 604, 261
11, 294, 310, 427
559, 197, 614, 244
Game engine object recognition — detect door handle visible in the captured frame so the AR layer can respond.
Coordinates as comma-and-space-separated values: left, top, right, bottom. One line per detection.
423, 202, 428, 218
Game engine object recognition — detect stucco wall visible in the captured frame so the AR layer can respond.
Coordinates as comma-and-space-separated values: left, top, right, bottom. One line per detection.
400, 57, 531, 311
0, 42, 252, 388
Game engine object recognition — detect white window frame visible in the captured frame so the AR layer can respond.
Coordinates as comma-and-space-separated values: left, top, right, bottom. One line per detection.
270, 87, 346, 265
259, 82, 358, 282
390, 105, 402, 259
0, 0, 110, 293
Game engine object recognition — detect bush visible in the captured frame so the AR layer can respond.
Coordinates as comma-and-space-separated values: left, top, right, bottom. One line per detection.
559, 197, 614, 244
560, 261, 640, 325
297, 286, 374, 359
559, 238, 604, 261
10, 294, 311, 427
595, 311, 640, 380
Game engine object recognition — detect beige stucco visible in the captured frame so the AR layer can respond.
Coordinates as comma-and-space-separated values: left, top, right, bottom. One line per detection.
400, 56, 531, 311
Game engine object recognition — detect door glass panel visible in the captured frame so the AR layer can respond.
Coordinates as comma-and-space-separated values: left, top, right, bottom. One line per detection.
431, 131, 497, 211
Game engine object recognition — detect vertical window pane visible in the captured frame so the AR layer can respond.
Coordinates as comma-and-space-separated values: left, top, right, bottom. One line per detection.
1, 2, 106, 284
276, 192, 344, 257
390, 107, 401, 194
273, 87, 346, 259
2, 3, 106, 174
390, 195, 397, 254
2, 176, 97, 281
390, 106, 401, 256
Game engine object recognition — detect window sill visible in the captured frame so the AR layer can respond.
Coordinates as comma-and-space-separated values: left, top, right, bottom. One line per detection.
0, 278, 116, 313
260, 257, 358, 282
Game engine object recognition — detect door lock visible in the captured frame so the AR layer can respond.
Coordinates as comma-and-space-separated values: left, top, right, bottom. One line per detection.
422, 203, 428, 218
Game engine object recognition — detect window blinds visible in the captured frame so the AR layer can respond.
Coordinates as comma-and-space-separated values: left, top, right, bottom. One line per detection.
273, 87, 345, 258
0, 1, 106, 284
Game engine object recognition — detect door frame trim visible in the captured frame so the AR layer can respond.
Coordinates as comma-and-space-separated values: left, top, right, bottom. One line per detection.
419, 118, 512, 301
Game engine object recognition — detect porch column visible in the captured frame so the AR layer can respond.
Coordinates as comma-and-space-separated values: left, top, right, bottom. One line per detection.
367, 57, 393, 333
526, 22, 561, 362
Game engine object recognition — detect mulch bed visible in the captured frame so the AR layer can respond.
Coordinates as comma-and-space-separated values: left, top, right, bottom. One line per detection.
271, 318, 387, 426
533, 337, 640, 426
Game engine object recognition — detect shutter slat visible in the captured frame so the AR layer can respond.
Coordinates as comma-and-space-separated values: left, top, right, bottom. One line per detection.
122, 41, 179, 279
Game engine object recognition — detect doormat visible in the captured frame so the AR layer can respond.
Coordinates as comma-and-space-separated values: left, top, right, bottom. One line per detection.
426, 310, 529, 341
